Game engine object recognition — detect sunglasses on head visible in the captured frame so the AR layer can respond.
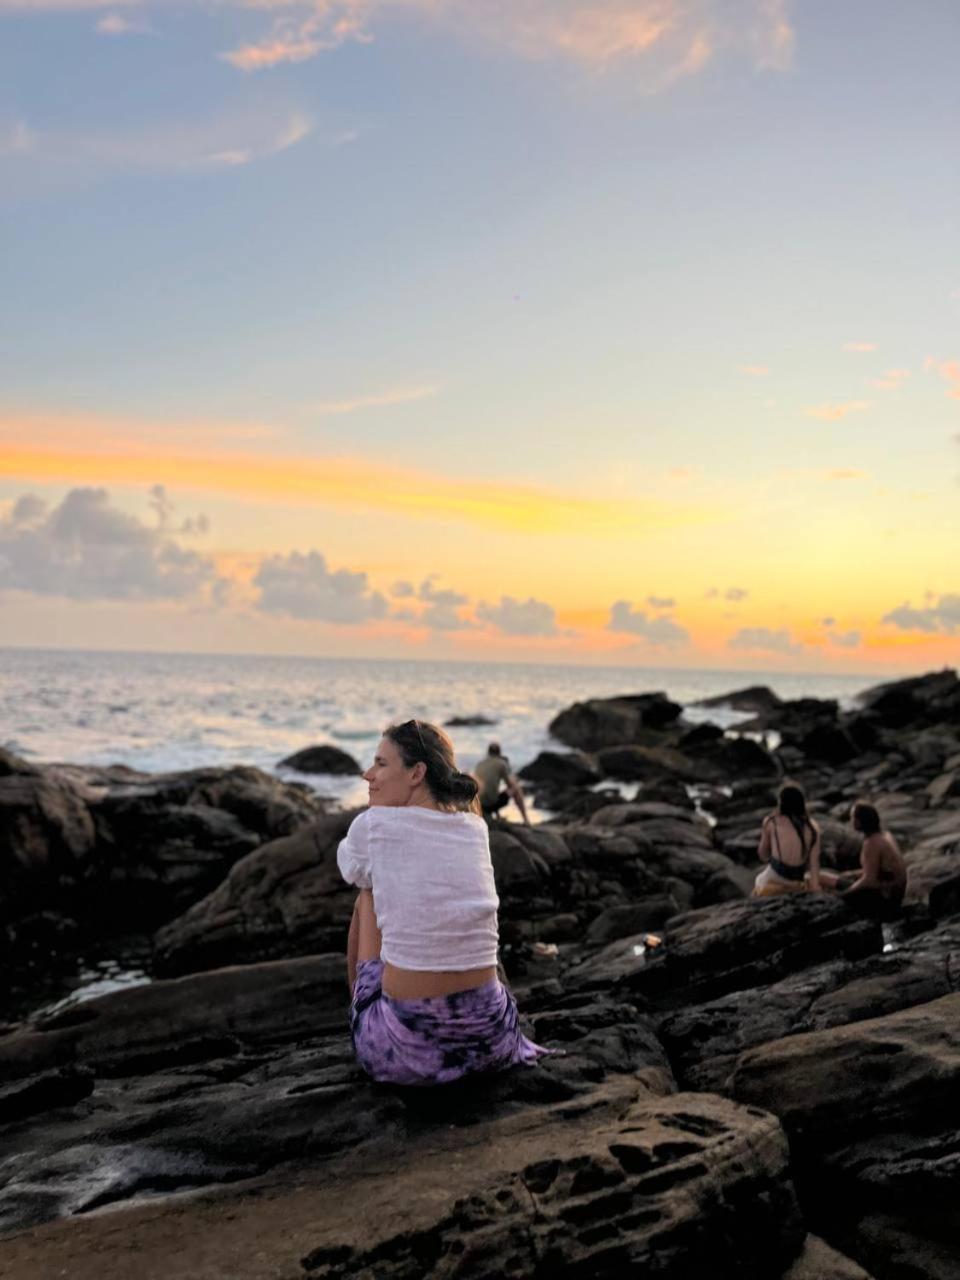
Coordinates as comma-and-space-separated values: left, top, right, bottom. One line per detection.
403, 719, 427, 753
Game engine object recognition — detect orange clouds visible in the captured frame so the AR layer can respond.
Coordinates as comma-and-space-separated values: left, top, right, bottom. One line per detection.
0, 430, 701, 537
216, 0, 792, 85
925, 357, 960, 400
221, 39, 328, 72
804, 401, 871, 422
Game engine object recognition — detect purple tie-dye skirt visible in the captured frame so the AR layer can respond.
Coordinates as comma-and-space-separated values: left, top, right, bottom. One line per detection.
349, 959, 549, 1087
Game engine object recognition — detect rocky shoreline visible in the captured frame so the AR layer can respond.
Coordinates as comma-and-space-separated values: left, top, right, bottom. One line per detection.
1, 669, 958, 1279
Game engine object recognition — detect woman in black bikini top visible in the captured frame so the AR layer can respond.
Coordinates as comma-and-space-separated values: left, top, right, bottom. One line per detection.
754, 783, 822, 896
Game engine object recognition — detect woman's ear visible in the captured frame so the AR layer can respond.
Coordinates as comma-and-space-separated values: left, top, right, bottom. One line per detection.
410, 761, 427, 787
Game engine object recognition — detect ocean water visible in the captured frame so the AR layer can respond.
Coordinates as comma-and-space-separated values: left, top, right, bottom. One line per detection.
1, 647, 882, 811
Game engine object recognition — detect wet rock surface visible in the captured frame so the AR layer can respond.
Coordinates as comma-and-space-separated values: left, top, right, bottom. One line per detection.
2, 668, 958, 1279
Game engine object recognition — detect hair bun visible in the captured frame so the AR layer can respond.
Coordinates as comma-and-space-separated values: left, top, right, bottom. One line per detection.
446, 770, 479, 804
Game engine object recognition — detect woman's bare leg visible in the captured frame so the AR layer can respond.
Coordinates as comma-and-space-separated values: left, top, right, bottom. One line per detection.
347, 889, 381, 992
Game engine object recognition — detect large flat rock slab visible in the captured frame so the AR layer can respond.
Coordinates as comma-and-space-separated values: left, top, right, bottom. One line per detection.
730, 991, 960, 1144
660, 920, 960, 1091
0, 954, 348, 1084
0, 1092, 806, 1280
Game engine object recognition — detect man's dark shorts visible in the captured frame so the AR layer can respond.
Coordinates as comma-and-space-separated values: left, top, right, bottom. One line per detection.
481, 793, 510, 817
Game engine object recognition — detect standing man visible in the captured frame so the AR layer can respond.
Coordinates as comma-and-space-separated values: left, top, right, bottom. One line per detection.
473, 742, 531, 826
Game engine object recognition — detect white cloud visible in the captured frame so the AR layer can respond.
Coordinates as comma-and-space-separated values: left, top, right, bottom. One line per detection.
0, 488, 219, 601
0, 106, 316, 188
608, 600, 689, 646
728, 626, 801, 655
804, 401, 871, 422
882, 595, 960, 636
871, 368, 910, 392
309, 385, 438, 416
253, 550, 388, 623
390, 579, 415, 598
646, 594, 676, 609
96, 11, 149, 34
476, 594, 558, 636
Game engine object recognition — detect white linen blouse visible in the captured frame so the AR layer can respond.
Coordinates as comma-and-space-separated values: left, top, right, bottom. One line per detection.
336, 806, 500, 971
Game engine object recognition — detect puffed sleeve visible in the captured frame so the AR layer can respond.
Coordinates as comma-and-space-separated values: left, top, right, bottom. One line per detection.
337, 810, 372, 888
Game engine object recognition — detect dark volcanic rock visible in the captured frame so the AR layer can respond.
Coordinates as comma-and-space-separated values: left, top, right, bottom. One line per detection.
278, 745, 361, 775
682, 733, 781, 779
549, 693, 682, 752
677, 722, 724, 750
584, 897, 679, 945
153, 815, 357, 976
444, 714, 498, 727
0, 954, 347, 1085
2, 759, 327, 990
571, 895, 882, 1010
0, 948, 680, 1241
696, 685, 784, 715
857, 669, 960, 730
799, 722, 861, 766
299, 1092, 804, 1280
596, 744, 696, 782
660, 920, 960, 1093
517, 750, 600, 787
0, 754, 97, 908
729, 990, 960, 1280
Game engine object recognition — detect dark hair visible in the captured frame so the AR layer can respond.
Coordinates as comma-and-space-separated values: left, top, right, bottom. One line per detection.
488, 742, 501, 756
777, 783, 815, 852
852, 801, 881, 836
384, 720, 480, 814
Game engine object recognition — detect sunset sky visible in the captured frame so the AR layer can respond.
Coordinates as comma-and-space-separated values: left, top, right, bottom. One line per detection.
1, 0, 959, 672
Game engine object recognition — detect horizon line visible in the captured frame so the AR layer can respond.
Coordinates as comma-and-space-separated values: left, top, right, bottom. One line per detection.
0, 641, 896, 685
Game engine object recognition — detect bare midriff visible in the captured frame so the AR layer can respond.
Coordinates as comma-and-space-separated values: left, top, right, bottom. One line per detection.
382, 962, 498, 1000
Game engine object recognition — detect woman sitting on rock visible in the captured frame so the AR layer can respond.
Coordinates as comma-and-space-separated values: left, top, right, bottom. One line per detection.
821, 801, 907, 920
753, 783, 822, 897
338, 719, 547, 1086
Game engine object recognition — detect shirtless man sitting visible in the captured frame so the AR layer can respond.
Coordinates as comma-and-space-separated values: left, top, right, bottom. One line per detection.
822, 801, 907, 920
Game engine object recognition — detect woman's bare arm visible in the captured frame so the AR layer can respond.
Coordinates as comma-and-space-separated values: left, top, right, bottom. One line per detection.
347, 896, 360, 991
757, 816, 773, 863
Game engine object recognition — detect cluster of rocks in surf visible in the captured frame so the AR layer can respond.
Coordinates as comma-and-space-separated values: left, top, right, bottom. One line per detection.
0, 670, 958, 1279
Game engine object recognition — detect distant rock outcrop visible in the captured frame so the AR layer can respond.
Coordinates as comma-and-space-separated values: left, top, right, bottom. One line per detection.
549, 692, 682, 751
278, 744, 361, 775
695, 685, 784, 714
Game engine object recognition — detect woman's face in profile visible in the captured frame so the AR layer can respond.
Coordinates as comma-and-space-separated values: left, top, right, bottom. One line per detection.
363, 736, 418, 807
